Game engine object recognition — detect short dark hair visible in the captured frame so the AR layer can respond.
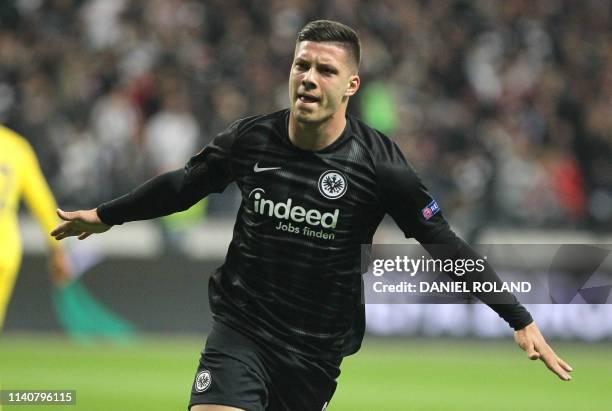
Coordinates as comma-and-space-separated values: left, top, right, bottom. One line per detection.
296, 20, 361, 70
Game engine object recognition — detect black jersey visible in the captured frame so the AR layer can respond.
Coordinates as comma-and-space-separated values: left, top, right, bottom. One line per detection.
98, 109, 532, 359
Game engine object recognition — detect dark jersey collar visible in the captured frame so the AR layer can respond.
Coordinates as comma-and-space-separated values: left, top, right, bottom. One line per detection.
279, 109, 353, 154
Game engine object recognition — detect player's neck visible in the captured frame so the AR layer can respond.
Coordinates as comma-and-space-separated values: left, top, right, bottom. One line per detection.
288, 111, 347, 151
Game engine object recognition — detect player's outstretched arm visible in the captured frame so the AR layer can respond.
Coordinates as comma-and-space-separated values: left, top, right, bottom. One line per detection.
514, 321, 573, 381
375, 143, 574, 382
51, 208, 111, 241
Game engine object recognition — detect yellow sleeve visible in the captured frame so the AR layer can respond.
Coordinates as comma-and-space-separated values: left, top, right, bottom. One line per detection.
20, 140, 61, 249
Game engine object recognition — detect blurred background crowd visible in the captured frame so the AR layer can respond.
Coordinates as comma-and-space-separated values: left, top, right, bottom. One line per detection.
1, 0, 610, 237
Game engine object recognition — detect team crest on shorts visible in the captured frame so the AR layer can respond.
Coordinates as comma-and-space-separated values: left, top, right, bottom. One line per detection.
318, 170, 347, 199
194, 370, 212, 392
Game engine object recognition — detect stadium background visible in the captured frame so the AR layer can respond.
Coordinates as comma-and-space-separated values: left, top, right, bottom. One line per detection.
1, 0, 611, 410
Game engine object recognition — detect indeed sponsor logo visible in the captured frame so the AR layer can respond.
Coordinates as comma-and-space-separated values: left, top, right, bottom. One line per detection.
249, 188, 339, 228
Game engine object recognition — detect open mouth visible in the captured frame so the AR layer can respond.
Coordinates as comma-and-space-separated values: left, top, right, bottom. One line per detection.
298, 94, 320, 103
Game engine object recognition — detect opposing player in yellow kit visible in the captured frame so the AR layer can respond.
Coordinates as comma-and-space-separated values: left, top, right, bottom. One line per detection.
0, 125, 71, 330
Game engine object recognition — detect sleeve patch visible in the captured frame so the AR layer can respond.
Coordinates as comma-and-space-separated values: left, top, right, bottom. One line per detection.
421, 200, 440, 220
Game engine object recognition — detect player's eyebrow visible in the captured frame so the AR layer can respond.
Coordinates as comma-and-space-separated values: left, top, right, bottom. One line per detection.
294, 57, 340, 72
317, 63, 339, 74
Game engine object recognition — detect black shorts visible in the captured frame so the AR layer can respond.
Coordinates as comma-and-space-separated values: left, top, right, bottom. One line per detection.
188, 321, 342, 411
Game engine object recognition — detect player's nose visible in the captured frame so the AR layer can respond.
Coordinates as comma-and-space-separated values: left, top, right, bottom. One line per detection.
302, 69, 317, 89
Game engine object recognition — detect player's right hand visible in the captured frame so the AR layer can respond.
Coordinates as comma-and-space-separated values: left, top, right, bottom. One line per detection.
51, 208, 111, 241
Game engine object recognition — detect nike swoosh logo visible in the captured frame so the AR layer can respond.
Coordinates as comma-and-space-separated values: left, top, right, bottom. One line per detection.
254, 162, 281, 172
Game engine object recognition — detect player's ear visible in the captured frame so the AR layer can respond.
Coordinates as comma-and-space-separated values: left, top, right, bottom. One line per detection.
345, 74, 360, 97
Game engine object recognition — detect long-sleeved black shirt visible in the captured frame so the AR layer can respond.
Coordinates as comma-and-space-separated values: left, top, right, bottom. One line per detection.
98, 109, 532, 359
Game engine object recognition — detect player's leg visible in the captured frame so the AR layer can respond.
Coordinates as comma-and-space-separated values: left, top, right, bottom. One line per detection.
266, 351, 342, 411
188, 321, 269, 411
0, 257, 20, 330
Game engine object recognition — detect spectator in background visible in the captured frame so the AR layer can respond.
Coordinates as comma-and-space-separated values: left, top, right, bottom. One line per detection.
0, 0, 609, 231
90, 80, 145, 196
144, 84, 205, 252
144, 87, 200, 174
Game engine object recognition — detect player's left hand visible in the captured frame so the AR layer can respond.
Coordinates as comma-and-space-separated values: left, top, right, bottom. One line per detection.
514, 321, 573, 381
48, 247, 72, 287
